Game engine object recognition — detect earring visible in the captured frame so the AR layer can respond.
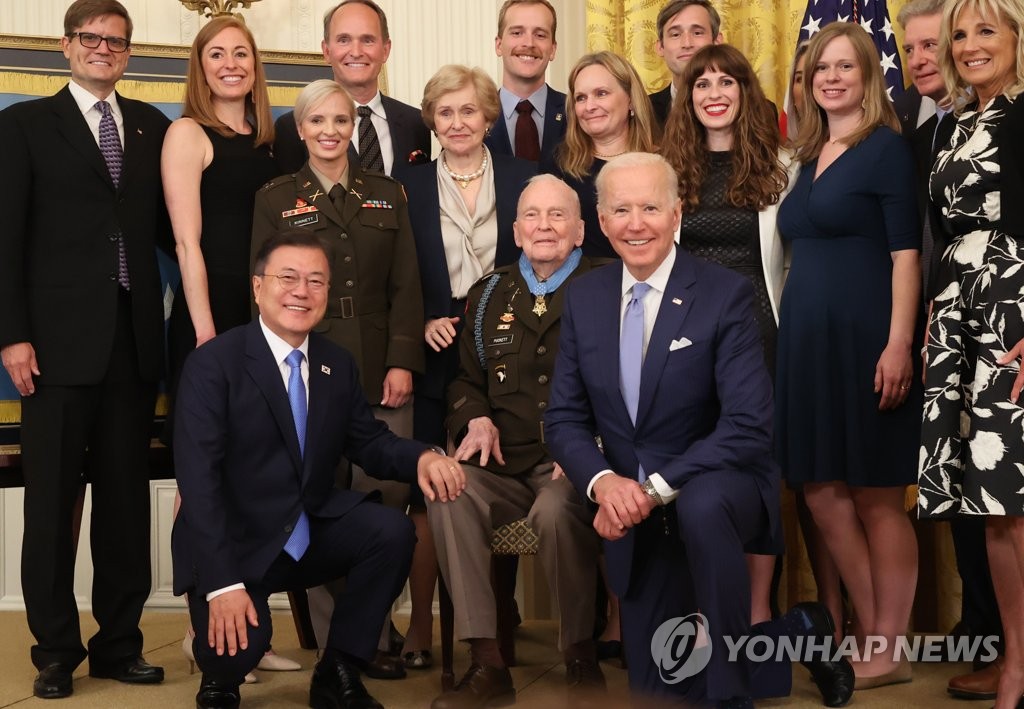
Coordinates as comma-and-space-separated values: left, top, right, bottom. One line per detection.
629, 108, 635, 118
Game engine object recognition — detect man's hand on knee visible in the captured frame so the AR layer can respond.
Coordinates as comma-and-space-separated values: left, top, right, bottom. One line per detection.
208, 589, 258, 656
418, 450, 466, 502
592, 474, 655, 536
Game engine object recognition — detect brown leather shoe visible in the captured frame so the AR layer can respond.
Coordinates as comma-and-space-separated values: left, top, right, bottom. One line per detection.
430, 664, 515, 709
947, 657, 1001, 700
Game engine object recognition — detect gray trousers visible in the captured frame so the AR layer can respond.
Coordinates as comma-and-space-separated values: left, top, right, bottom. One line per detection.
428, 461, 600, 651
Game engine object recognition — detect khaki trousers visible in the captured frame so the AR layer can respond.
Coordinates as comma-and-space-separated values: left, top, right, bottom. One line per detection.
428, 461, 600, 651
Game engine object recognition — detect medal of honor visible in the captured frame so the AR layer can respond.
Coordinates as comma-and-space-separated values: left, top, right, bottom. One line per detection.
532, 294, 547, 316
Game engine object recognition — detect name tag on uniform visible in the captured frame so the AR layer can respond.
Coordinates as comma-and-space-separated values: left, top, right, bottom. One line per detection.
289, 214, 319, 228
489, 334, 514, 347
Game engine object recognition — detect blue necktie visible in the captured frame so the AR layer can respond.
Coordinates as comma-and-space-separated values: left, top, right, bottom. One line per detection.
621, 283, 650, 482
620, 282, 650, 424
283, 349, 310, 561
96, 100, 130, 290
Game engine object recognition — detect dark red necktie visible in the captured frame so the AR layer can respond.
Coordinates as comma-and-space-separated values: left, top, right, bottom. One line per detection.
514, 100, 540, 161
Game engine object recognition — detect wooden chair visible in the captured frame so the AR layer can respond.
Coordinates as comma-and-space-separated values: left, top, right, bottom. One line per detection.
438, 517, 539, 691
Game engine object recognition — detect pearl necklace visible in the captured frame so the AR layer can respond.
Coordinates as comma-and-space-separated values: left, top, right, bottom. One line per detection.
442, 152, 489, 189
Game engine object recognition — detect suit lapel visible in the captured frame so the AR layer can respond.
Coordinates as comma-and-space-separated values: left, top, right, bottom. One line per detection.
593, 263, 633, 425
117, 92, 142, 191
54, 86, 112, 188
541, 87, 565, 158
636, 250, 696, 426
304, 337, 330, 486
245, 323, 304, 472
382, 95, 409, 163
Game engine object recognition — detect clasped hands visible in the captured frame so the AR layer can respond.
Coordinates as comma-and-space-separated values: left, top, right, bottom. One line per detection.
592, 474, 657, 541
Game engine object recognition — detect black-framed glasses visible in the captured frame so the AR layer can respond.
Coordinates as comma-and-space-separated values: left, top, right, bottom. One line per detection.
258, 273, 329, 292
69, 32, 130, 53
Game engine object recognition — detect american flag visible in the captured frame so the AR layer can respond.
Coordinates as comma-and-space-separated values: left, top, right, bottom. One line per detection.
797, 0, 905, 100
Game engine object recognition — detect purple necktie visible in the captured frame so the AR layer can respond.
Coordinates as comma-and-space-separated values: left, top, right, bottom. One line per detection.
97, 100, 130, 289
283, 349, 310, 560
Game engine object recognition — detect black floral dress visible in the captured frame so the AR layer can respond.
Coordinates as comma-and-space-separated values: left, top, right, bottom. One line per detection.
919, 95, 1024, 518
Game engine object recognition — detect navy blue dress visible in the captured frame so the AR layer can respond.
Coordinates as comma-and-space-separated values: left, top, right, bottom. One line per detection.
775, 126, 921, 486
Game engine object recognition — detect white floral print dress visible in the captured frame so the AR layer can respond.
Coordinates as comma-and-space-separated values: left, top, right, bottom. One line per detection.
919, 95, 1024, 517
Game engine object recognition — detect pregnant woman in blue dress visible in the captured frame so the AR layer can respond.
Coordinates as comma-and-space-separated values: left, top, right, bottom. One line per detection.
776, 22, 922, 688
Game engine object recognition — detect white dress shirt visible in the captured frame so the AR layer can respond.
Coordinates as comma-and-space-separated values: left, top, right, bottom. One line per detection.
67, 79, 123, 147
587, 248, 680, 504
352, 91, 395, 175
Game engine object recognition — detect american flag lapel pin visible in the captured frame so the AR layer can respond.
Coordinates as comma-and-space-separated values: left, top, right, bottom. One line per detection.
672, 297, 683, 305
321, 364, 331, 375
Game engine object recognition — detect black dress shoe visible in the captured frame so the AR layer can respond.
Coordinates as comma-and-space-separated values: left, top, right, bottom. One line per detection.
362, 650, 406, 680
788, 602, 854, 708
195, 679, 240, 709
595, 640, 621, 661
89, 656, 164, 684
310, 655, 383, 709
34, 663, 73, 699
387, 621, 405, 657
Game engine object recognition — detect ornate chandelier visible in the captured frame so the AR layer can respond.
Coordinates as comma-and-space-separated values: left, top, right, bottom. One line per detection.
178, 0, 263, 18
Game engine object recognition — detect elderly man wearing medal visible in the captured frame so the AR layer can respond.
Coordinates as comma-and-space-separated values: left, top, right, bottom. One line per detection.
427, 173, 607, 709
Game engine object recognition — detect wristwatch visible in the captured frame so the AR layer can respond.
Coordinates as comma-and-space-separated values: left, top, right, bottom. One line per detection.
641, 478, 665, 506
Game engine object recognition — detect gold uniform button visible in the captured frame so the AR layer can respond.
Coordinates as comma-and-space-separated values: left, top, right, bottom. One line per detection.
536, 345, 547, 355
345, 280, 354, 287
538, 375, 549, 384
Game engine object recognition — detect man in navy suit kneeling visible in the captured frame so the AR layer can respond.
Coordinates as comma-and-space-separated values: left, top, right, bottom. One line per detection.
172, 229, 465, 709
544, 153, 853, 709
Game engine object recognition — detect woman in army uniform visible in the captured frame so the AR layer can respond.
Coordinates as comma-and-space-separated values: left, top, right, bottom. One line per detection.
251, 79, 428, 675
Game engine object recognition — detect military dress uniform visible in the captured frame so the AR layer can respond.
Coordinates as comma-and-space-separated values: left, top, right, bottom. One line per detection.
429, 256, 602, 651
251, 161, 424, 401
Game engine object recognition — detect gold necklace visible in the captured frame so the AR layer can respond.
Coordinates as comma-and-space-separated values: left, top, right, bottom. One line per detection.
442, 152, 489, 189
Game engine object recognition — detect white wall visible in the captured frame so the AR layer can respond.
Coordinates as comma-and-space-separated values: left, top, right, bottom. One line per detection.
0, 0, 584, 612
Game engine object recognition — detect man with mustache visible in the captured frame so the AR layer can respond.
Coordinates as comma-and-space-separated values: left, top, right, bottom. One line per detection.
486, 0, 566, 165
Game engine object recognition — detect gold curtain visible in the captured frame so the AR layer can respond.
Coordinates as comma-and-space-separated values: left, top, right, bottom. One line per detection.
583, 0, 961, 633
585, 0, 909, 106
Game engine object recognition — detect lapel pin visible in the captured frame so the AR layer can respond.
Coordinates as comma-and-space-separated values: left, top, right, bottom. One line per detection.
672, 297, 683, 305
321, 364, 331, 375
309, 189, 323, 202
136, 128, 143, 134
555, 113, 563, 122
350, 188, 363, 200
301, 180, 312, 188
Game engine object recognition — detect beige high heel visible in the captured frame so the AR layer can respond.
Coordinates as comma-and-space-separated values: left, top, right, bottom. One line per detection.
257, 650, 301, 671
182, 630, 258, 683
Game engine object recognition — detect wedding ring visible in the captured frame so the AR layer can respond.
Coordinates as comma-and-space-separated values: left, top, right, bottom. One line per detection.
900, 384, 909, 390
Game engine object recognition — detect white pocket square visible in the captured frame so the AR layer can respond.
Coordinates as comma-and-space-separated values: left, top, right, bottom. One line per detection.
669, 337, 692, 352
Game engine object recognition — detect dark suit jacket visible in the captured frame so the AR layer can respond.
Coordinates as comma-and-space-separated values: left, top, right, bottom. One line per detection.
251, 162, 424, 400
544, 248, 779, 597
0, 85, 170, 385
397, 154, 536, 400
649, 85, 673, 128
274, 94, 431, 174
485, 85, 567, 166
171, 320, 428, 596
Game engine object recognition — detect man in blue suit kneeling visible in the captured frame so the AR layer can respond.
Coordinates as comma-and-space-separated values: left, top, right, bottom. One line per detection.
172, 229, 465, 709
544, 153, 854, 708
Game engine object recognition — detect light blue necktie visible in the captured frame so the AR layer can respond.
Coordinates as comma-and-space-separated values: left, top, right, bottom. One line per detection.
283, 349, 310, 561
620, 283, 650, 482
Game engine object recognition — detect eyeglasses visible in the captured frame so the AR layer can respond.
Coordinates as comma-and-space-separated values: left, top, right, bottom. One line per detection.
258, 273, 329, 292
69, 32, 130, 53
